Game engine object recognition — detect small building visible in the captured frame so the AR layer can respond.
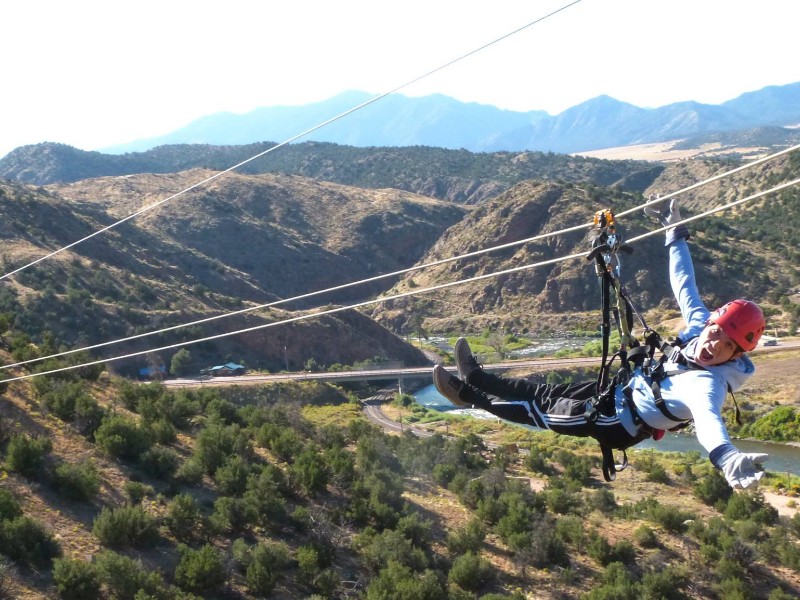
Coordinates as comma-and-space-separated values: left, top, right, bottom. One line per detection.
202, 362, 246, 377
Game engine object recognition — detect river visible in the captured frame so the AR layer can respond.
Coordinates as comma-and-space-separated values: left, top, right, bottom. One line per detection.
414, 384, 800, 477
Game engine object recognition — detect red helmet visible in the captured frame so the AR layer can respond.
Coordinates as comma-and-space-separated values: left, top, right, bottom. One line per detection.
709, 299, 766, 352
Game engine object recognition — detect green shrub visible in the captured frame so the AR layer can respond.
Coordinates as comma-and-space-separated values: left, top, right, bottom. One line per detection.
582, 562, 639, 600
590, 488, 618, 515
214, 455, 251, 496
175, 544, 226, 594
38, 380, 88, 421
0, 489, 22, 522
543, 487, 582, 515
52, 460, 101, 502
309, 568, 340, 597
644, 462, 671, 484
147, 419, 177, 445
94, 550, 167, 600
209, 496, 257, 534
94, 415, 152, 460
194, 422, 248, 475
693, 469, 733, 508
716, 576, 752, 600
296, 545, 320, 585
174, 458, 204, 485
641, 565, 690, 599
167, 493, 202, 542
243, 466, 288, 525
5, 433, 52, 477
357, 529, 428, 574
448, 552, 493, 591
633, 524, 658, 548
92, 505, 159, 548
290, 447, 330, 495
0, 516, 61, 567
245, 542, 290, 597
124, 481, 153, 505
139, 446, 180, 479
647, 502, 694, 533
749, 405, 800, 441
74, 395, 106, 438
52, 557, 101, 600
724, 490, 779, 524
555, 515, 585, 546
365, 562, 446, 600
586, 531, 635, 567
395, 512, 433, 548
775, 536, 800, 570
768, 588, 798, 600
446, 517, 486, 556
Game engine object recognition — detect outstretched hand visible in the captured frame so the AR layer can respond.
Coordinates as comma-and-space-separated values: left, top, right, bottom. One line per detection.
644, 194, 682, 227
721, 452, 768, 489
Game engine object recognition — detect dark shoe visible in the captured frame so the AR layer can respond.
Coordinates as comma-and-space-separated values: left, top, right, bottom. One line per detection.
455, 337, 481, 383
432, 365, 473, 408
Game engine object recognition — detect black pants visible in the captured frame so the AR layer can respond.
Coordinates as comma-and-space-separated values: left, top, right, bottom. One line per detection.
466, 369, 644, 450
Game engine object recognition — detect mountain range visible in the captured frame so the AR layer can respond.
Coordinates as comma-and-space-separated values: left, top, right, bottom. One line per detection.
98, 82, 800, 154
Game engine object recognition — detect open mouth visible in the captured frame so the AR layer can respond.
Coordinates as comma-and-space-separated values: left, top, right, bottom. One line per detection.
699, 347, 714, 363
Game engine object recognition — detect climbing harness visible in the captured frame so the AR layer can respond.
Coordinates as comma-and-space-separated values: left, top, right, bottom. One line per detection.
584, 209, 691, 480
583, 209, 646, 480
583, 208, 742, 481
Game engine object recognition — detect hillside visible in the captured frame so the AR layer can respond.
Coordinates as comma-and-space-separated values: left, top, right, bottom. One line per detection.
1, 359, 799, 599
0, 174, 447, 374
0, 142, 663, 199
368, 153, 800, 336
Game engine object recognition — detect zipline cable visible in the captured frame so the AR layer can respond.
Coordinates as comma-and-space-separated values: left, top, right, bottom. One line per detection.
617, 142, 800, 218
0, 219, 589, 372
626, 176, 800, 245
0, 0, 584, 284
3, 176, 798, 385
4, 144, 798, 371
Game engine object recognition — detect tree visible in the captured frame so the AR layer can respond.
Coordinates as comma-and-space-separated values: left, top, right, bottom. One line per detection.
175, 544, 226, 594
290, 448, 329, 495
94, 415, 152, 460
92, 505, 159, 548
245, 542, 290, 597
52, 558, 101, 600
486, 331, 509, 359
448, 552, 493, 591
365, 561, 446, 600
407, 313, 428, 344
167, 493, 203, 542
0, 516, 61, 567
5, 434, 52, 478
170, 349, 194, 377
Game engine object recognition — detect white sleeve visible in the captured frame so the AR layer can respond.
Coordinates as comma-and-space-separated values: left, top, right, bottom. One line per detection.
683, 373, 732, 454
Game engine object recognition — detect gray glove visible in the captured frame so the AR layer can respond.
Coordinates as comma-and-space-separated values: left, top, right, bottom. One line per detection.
644, 194, 689, 246
717, 448, 768, 489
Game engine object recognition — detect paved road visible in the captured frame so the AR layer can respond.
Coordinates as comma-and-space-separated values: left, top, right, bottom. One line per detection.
162, 339, 799, 389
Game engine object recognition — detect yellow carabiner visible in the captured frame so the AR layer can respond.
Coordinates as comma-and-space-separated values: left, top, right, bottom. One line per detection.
593, 209, 615, 230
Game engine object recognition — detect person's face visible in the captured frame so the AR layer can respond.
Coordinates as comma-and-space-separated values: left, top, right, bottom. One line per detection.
695, 323, 742, 366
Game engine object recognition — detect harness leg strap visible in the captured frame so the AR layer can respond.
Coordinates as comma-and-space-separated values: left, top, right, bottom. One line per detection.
600, 445, 629, 482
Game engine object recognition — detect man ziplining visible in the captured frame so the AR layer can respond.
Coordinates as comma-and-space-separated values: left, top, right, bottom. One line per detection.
433, 198, 768, 489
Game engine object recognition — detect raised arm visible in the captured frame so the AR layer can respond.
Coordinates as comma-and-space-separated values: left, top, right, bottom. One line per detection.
644, 196, 709, 338
669, 239, 710, 338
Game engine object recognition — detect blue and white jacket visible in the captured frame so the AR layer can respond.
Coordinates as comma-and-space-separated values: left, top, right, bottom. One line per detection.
616, 238, 755, 459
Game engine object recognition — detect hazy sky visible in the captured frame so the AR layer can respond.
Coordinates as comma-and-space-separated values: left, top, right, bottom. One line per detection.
2, 0, 798, 157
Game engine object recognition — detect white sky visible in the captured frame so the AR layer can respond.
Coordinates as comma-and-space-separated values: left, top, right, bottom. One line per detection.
2, 0, 799, 157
